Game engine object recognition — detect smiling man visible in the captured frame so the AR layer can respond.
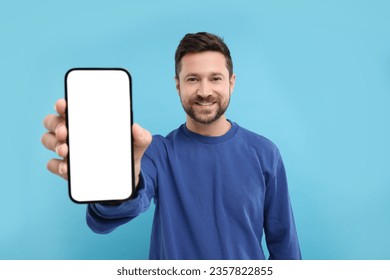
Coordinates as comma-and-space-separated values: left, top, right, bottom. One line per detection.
177, 51, 234, 131
42, 32, 301, 260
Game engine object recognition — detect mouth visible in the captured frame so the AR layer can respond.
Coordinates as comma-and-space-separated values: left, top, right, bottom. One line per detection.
194, 101, 216, 106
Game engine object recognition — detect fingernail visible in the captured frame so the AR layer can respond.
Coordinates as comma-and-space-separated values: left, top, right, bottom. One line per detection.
59, 163, 64, 175
56, 144, 65, 155
55, 124, 62, 135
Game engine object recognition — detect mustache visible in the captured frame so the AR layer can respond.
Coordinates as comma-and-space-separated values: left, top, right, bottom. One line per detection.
189, 95, 219, 104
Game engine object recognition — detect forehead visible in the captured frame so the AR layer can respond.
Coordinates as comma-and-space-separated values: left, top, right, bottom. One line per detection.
179, 51, 228, 76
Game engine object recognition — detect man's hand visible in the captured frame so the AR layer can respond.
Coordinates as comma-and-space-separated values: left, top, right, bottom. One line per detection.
42, 99, 69, 180
41, 98, 152, 186
131, 123, 152, 186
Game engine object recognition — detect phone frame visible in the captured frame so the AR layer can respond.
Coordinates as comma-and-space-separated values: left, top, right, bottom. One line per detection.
64, 67, 135, 204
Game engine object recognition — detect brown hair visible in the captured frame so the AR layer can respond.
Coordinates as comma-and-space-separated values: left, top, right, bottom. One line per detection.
175, 32, 233, 78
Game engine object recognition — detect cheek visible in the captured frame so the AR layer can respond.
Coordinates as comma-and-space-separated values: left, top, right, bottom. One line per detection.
217, 85, 231, 97
178, 90, 192, 104
180, 85, 197, 97
215, 82, 230, 91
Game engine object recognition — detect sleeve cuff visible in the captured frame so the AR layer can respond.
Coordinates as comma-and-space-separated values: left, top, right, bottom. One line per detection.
90, 171, 148, 219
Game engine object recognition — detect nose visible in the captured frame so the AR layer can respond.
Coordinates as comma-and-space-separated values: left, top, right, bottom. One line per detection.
197, 81, 212, 98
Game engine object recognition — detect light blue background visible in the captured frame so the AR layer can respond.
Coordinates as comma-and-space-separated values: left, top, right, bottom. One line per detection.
1, 0, 389, 259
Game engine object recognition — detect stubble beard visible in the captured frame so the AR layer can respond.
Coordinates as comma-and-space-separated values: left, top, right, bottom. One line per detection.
180, 91, 231, 125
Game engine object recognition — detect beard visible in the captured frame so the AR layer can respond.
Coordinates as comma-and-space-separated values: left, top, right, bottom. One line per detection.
179, 92, 231, 125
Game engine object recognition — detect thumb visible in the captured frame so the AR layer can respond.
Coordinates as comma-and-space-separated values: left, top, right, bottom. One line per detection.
132, 123, 152, 163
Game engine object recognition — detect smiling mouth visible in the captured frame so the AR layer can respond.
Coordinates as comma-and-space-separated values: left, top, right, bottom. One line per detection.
194, 101, 216, 106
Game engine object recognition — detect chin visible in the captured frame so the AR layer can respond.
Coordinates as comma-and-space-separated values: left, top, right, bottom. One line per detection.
183, 103, 228, 125
192, 114, 221, 125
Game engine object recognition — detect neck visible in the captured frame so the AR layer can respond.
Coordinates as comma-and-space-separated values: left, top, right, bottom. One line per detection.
185, 116, 231, 136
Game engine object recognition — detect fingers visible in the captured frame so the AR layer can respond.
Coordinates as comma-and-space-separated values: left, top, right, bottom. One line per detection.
42, 131, 68, 178
41, 132, 67, 155
43, 114, 62, 132
43, 98, 67, 138
47, 158, 68, 180
42, 122, 68, 157
55, 143, 68, 158
43, 115, 68, 142
43, 99, 69, 180
41, 132, 57, 151
55, 98, 67, 118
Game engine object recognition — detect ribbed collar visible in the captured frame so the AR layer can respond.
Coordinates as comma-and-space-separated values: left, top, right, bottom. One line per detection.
180, 120, 238, 144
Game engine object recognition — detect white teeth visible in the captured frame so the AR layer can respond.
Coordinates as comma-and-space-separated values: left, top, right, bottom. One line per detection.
196, 102, 214, 106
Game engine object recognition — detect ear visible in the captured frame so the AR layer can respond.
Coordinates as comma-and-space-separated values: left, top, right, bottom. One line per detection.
175, 76, 180, 95
229, 74, 236, 94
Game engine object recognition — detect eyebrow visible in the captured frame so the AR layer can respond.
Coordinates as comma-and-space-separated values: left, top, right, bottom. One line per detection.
209, 72, 224, 76
184, 72, 225, 79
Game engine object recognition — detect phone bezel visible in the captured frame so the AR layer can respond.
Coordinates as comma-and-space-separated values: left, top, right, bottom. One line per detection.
64, 67, 135, 204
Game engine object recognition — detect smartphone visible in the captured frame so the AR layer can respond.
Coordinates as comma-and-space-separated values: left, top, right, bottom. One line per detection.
65, 68, 134, 203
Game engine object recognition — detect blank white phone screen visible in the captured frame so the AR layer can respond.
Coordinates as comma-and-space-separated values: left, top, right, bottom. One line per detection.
66, 68, 133, 203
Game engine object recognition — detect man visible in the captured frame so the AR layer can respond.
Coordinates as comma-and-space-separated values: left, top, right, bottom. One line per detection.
42, 32, 301, 260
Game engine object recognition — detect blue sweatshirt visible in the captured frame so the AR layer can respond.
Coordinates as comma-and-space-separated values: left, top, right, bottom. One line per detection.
87, 121, 301, 259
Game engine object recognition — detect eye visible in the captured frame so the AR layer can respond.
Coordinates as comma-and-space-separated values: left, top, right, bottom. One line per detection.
186, 77, 199, 83
211, 76, 223, 82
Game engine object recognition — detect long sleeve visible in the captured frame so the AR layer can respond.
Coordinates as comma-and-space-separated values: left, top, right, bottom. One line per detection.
264, 152, 302, 260
86, 153, 157, 234
85, 124, 302, 259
